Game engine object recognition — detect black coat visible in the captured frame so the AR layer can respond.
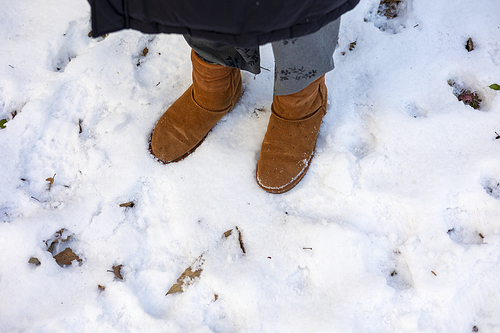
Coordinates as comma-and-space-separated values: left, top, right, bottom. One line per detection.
89, 0, 359, 47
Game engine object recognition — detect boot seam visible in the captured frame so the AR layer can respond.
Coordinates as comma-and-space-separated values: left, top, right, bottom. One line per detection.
191, 89, 234, 113
272, 85, 327, 121
270, 104, 325, 123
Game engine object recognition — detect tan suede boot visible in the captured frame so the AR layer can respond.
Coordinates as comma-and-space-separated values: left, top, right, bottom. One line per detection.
256, 75, 327, 194
150, 50, 242, 163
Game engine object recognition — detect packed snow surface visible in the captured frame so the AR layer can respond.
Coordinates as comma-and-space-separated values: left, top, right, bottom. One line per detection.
1, 0, 500, 332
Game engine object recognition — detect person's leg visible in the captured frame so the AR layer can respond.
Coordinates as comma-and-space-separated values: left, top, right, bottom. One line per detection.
256, 18, 341, 193
271, 17, 341, 96
184, 36, 261, 74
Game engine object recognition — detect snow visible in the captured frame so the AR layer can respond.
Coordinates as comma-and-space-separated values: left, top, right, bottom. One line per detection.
1, 0, 500, 332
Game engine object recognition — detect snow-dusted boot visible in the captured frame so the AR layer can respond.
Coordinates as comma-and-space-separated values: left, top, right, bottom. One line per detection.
150, 50, 242, 163
256, 75, 327, 194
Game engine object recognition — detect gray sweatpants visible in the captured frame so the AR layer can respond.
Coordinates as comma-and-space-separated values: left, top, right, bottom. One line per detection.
184, 17, 341, 96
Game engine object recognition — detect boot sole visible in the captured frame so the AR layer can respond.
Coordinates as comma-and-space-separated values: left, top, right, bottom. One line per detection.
256, 154, 313, 194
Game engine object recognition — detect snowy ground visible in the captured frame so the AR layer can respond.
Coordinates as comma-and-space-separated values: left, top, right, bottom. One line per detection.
1, 0, 500, 332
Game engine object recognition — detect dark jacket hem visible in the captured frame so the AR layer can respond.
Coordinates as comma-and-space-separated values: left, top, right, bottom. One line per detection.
90, 0, 359, 47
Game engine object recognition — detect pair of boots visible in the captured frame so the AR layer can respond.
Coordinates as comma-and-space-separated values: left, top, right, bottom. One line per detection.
150, 51, 327, 194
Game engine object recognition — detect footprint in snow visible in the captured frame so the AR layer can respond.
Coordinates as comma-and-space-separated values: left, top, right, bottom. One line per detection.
402, 101, 427, 118
385, 250, 413, 290
482, 178, 500, 200
444, 207, 484, 246
50, 20, 89, 72
338, 114, 378, 160
364, 0, 413, 34
447, 76, 498, 112
446, 226, 484, 246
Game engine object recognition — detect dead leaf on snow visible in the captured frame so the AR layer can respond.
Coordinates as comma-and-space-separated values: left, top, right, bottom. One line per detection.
108, 265, 123, 280
223, 227, 246, 254
378, 0, 402, 19
136, 47, 149, 66
457, 89, 482, 109
46, 228, 72, 253
449, 80, 482, 109
166, 258, 204, 295
45, 229, 81, 266
46, 173, 56, 191
98, 285, 106, 292
466, 37, 474, 52
28, 257, 41, 266
88, 31, 108, 39
54, 247, 81, 266
119, 202, 135, 208
166, 283, 183, 295
236, 226, 246, 254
